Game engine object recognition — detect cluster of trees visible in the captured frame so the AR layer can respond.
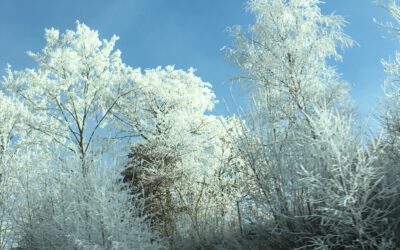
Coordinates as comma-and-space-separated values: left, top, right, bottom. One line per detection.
0, 0, 399, 249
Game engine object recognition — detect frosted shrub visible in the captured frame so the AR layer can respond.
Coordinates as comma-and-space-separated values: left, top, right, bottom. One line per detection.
299, 106, 398, 249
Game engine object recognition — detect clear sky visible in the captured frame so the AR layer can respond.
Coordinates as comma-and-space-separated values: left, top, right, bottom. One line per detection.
0, 0, 398, 129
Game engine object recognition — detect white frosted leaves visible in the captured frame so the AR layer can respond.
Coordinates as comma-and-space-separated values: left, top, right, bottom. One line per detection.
138, 65, 216, 114
44, 27, 59, 46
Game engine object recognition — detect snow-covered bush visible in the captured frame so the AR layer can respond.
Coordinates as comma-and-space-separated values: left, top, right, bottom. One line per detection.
13, 155, 164, 250
299, 107, 397, 249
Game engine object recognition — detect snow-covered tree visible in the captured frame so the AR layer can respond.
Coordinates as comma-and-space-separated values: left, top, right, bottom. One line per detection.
380, 0, 400, 173
224, 0, 361, 248
225, 0, 353, 113
115, 66, 244, 244
377, 1, 400, 246
3, 21, 137, 175
1, 22, 164, 249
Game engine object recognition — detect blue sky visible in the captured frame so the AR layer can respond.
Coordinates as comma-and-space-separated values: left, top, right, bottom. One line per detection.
0, 0, 398, 129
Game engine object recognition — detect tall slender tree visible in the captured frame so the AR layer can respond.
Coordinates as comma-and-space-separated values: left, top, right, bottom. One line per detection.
223, 0, 377, 248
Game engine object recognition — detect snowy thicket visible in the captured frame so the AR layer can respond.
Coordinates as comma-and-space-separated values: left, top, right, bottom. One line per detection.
225, 0, 352, 242
0, 1, 399, 249
0, 92, 40, 249
13, 156, 163, 250
224, 0, 400, 249
299, 107, 397, 249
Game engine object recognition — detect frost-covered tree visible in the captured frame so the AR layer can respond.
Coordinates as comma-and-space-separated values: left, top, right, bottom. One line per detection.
224, 0, 360, 248
226, 0, 353, 113
1, 22, 164, 249
3, 21, 137, 175
377, 1, 400, 246
380, 0, 400, 173
115, 66, 244, 244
